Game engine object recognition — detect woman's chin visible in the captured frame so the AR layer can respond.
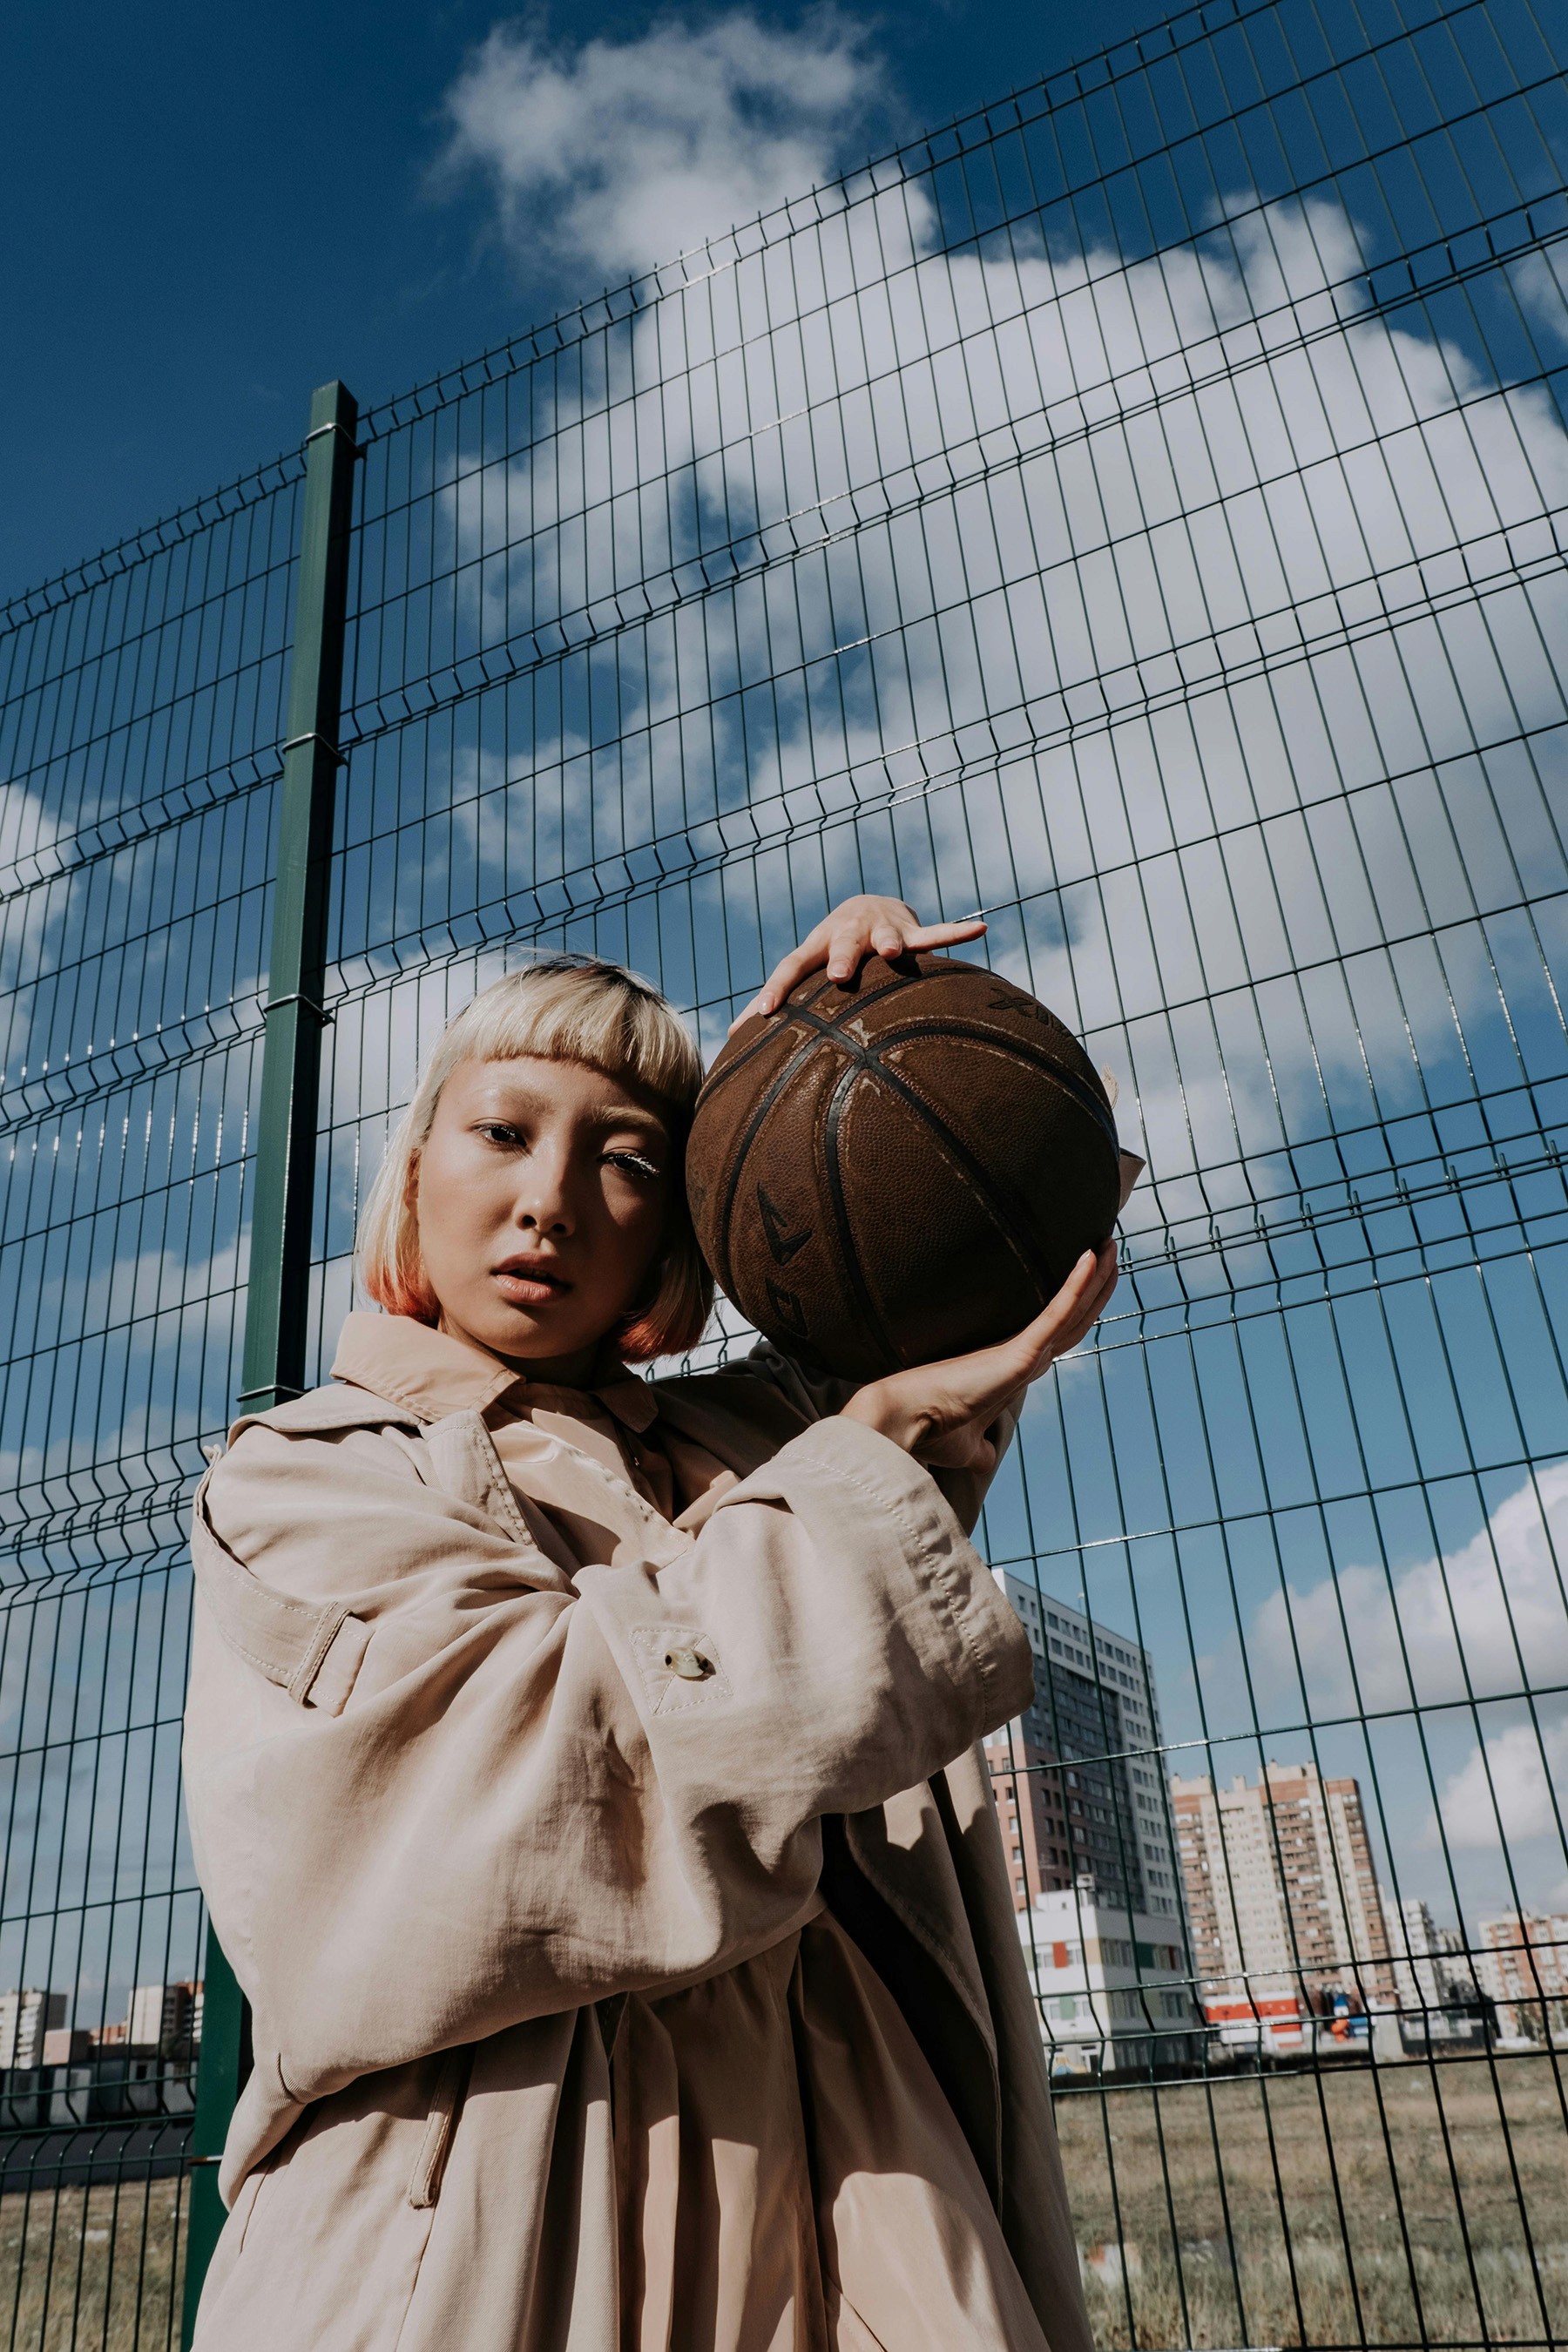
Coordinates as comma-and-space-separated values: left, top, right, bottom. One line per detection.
478, 1303, 605, 1375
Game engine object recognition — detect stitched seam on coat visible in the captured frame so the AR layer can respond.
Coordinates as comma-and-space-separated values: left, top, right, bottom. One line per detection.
460, 1417, 534, 1544
824, 2280, 894, 2352
388, 2209, 441, 2352
792, 1454, 997, 1717
285, 1603, 353, 1706
192, 1506, 347, 1691
627, 1625, 734, 1712
195, 1493, 339, 1623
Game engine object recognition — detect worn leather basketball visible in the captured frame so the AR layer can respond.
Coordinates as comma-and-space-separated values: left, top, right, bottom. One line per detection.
686, 954, 1125, 1381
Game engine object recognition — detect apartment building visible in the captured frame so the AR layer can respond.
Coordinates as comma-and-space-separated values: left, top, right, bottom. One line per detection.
0, 1990, 65, 2071
987, 1576, 1184, 1925
1382, 1895, 1477, 2016
1473, 1914, 1568, 2043
126, 1980, 201, 2055
987, 1580, 1185, 1929
1171, 1761, 1394, 2042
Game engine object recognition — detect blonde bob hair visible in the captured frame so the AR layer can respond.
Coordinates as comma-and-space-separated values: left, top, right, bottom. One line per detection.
357, 958, 713, 1363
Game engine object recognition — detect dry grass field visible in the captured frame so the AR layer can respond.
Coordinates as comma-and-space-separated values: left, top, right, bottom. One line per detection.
1056, 2052, 1568, 2349
0, 2056, 1560, 2347
0, 2175, 183, 2352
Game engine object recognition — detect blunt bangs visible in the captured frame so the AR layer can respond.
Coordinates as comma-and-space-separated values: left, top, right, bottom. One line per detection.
355, 958, 713, 1362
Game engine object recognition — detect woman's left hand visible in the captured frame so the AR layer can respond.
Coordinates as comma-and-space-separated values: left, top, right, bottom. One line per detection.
841, 1242, 1119, 1473
729, 896, 987, 1032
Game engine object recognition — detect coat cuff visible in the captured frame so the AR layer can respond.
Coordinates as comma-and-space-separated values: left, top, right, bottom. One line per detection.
716, 1414, 1034, 1740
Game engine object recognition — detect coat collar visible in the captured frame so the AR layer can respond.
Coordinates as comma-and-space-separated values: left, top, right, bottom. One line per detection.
329, 1311, 659, 1433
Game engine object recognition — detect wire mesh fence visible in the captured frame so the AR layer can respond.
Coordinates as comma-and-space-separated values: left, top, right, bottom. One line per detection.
2, 0, 1567, 2342
0, 456, 305, 2342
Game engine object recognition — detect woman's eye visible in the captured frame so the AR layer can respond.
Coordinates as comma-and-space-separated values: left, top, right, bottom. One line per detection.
607, 1150, 659, 1179
477, 1122, 524, 1147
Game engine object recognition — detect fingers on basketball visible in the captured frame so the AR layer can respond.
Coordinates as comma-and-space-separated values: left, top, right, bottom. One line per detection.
907, 917, 989, 949
744, 935, 821, 1017
1003, 1249, 1107, 1379
1053, 1244, 1119, 1355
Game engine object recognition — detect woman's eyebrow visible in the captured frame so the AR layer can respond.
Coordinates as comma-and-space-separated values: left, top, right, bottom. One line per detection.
474, 1088, 666, 1138
583, 1104, 668, 1139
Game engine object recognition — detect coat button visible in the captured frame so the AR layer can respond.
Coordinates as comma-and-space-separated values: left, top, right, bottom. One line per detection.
662, 1646, 713, 1680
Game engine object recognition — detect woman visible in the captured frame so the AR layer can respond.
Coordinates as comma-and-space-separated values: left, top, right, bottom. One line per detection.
184, 895, 1117, 2352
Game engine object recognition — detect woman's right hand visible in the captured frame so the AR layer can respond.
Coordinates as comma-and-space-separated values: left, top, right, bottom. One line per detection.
840, 1243, 1118, 1474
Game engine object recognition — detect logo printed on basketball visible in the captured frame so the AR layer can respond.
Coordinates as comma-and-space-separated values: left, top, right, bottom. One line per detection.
756, 1186, 812, 1265
764, 1280, 809, 1339
990, 988, 1058, 1031
686, 953, 1124, 1381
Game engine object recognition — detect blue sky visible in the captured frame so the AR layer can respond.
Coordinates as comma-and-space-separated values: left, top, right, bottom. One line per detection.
1, 0, 1155, 603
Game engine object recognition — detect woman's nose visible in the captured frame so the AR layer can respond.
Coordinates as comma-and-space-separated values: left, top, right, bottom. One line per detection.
514, 1155, 575, 1233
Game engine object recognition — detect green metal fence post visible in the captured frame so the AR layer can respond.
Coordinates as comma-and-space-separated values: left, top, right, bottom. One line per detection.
182, 379, 358, 2348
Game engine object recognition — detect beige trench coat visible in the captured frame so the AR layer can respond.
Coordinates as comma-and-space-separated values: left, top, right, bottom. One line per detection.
183, 1335, 1092, 2352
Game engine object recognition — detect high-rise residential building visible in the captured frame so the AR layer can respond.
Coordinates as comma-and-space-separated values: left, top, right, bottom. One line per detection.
126, 1981, 199, 2056
987, 1576, 1184, 1923
0, 1990, 66, 2072
1017, 1888, 1202, 2077
1472, 1916, 1568, 2045
1171, 1762, 1393, 2039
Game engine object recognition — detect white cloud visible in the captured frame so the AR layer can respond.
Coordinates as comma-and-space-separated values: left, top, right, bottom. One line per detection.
1254, 1461, 1568, 1716
423, 165, 1568, 1199
1431, 1716, 1568, 1849
439, 10, 885, 280
1511, 245, 1568, 353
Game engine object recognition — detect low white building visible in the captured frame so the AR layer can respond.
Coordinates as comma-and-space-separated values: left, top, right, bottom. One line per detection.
1018, 1883, 1203, 2075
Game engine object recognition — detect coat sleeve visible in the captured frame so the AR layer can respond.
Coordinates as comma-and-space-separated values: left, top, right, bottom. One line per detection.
184, 1412, 1032, 2102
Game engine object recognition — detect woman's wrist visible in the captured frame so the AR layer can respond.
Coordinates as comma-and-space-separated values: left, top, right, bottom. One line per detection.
840, 1382, 931, 1456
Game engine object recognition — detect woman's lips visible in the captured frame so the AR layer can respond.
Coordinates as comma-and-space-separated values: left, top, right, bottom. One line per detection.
492, 1264, 571, 1306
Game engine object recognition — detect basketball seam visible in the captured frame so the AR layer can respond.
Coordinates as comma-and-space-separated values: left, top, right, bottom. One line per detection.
867, 1061, 1070, 1304
781, 1001, 1118, 1158
822, 1064, 902, 1375
693, 966, 934, 1109
850, 1081, 1051, 1317
880, 1036, 1123, 1221
868, 1021, 1120, 1152
709, 1031, 830, 1302
784, 1021, 1086, 1303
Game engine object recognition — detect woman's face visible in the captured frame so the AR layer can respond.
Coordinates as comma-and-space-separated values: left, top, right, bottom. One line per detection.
415, 1055, 673, 1382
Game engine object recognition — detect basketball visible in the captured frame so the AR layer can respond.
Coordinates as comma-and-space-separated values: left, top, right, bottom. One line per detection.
686, 954, 1125, 1382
